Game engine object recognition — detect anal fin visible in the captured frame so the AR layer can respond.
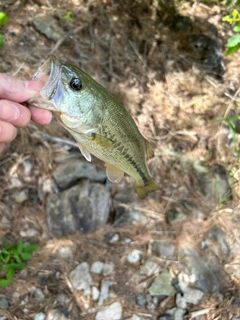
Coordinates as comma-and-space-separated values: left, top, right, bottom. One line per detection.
106, 163, 124, 183
78, 143, 91, 162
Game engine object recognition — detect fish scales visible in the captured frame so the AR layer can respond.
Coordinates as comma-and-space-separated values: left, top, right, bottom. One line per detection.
28, 55, 159, 198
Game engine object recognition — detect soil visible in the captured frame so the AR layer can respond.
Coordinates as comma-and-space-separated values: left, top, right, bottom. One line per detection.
1, 0, 240, 319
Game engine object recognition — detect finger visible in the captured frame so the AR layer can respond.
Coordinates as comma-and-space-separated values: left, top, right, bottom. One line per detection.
0, 100, 31, 127
0, 121, 17, 143
0, 73, 44, 102
29, 106, 52, 125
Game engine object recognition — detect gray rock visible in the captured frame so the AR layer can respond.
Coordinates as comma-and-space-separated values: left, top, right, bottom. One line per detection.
126, 315, 141, 320
57, 246, 73, 260
158, 316, 173, 320
0, 297, 10, 309
184, 287, 204, 304
47, 180, 111, 234
69, 262, 92, 292
136, 294, 146, 307
95, 301, 122, 320
114, 210, 147, 227
176, 294, 187, 309
127, 250, 141, 264
11, 189, 29, 204
53, 159, 106, 189
103, 262, 115, 276
150, 241, 176, 259
32, 15, 66, 43
139, 259, 159, 277
98, 280, 111, 306
173, 308, 185, 320
165, 208, 187, 224
46, 306, 69, 320
92, 286, 100, 301
206, 225, 230, 259
34, 313, 46, 320
179, 248, 219, 293
148, 269, 175, 296
91, 261, 104, 274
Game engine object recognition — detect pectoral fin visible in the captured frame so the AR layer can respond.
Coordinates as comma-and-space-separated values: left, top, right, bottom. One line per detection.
87, 133, 114, 149
78, 143, 91, 162
106, 163, 124, 183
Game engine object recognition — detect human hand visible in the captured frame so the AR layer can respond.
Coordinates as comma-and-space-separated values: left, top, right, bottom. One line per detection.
0, 73, 52, 153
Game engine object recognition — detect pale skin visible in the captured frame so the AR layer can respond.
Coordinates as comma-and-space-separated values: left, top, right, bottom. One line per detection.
0, 73, 52, 153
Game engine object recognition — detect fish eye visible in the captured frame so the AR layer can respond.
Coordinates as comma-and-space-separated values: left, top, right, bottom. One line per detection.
70, 78, 83, 91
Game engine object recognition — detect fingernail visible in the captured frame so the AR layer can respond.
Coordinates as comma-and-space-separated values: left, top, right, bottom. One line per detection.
0, 103, 20, 122
24, 80, 44, 92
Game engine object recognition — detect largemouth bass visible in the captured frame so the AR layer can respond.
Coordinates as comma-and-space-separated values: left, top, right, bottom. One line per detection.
28, 55, 159, 199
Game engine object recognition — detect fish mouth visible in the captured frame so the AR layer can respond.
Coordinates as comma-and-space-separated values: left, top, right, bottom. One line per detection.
29, 55, 61, 110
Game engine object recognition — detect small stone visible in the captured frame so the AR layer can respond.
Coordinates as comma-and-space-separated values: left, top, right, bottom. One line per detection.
165, 208, 186, 224
114, 210, 147, 227
34, 313, 46, 320
53, 159, 106, 189
176, 294, 187, 309
148, 269, 175, 296
206, 225, 230, 259
103, 262, 115, 276
150, 241, 176, 259
57, 246, 73, 260
46, 306, 69, 320
91, 261, 104, 274
0, 297, 10, 309
173, 308, 185, 320
11, 189, 28, 204
127, 250, 140, 264
98, 280, 111, 306
32, 15, 66, 43
69, 262, 92, 292
139, 259, 159, 277
92, 286, 100, 301
34, 288, 45, 301
126, 315, 141, 320
184, 287, 204, 305
19, 228, 39, 238
95, 301, 122, 320
158, 316, 173, 320
136, 294, 146, 307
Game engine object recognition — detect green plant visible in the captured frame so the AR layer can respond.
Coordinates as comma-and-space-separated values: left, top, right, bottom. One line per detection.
63, 11, 75, 23
0, 239, 38, 287
222, 9, 240, 55
0, 12, 8, 47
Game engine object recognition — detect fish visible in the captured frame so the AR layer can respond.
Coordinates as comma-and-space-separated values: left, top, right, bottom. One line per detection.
28, 55, 159, 199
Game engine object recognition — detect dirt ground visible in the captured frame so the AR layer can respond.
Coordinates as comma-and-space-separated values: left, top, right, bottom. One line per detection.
1, 0, 240, 319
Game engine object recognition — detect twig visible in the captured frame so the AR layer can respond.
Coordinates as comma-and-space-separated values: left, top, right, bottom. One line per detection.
42, 134, 79, 148
49, 25, 87, 55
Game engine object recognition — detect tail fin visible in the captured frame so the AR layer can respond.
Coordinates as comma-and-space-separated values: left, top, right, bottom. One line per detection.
136, 178, 160, 199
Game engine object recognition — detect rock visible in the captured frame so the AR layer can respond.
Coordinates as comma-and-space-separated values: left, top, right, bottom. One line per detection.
92, 286, 100, 301
28, 287, 45, 301
139, 259, 159, 277
114, 210, 147, 227
126, 315, 141, 320
69, 262, 92, 292
11, 189, 28, 204
53, 159, 106, 189
150, 241, 176, 259
183, 287, 204, 305
158, 316, 173, 320
136, 294, 146, 307
127, 250, 141, 264
148, 269, 175, 296
176, 294, 187, 309
173, 308, 185, 320
32, 15, 66, 43
95, 301, 122, 320
46, 306, 69, 320
57, 246, 73, 260
103, 262, 115, 276
91, 261, 104, 274
19, 228, 39, 238
165, 208, 187, 224
0, 297, 10, 309
113, 187, 136, 203
34, 313, 46, 320
206, 225, 230, 259
47, 180, 111, 234
179, 248, 219, 293
98, 280, 111, 306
